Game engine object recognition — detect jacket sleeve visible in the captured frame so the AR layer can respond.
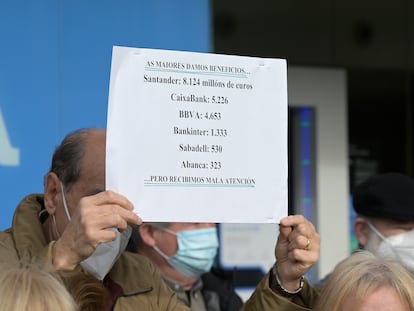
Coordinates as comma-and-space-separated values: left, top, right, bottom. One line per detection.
33, 240, 55, 268
0, 228, 54, 268
241, 271, 319, 311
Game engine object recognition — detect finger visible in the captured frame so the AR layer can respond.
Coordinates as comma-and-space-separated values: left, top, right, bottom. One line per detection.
94, 205, 142, 229
279, 215, 307, 227
289, 227, 320, 247
291, 233, 320, 256
88, 190, 135, 211
288, 247, 319, 265
278, 223, 293, 239
305, 238, 311, 250
86, 227, 119, 247
113, 207, 142, 226
77, 203, 141, 233
286, 221, 316, 243
285, 235, 306, 250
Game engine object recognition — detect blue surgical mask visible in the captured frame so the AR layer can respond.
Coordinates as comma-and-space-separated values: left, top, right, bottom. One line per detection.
154, 227, 219, 278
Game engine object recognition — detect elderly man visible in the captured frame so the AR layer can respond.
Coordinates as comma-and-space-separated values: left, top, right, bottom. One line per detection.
314, 172, 414, 287
0, 129, 189, 310
352, 173, 414, 272
0, 128, 320, 310
127, 221, 244, 311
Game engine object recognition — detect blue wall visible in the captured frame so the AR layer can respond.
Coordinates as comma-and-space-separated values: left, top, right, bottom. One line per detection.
0, 0, 211, 229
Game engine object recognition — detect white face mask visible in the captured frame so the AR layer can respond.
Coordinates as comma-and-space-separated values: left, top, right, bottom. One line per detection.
365, 221, 414, 272
60, 183, 131, 280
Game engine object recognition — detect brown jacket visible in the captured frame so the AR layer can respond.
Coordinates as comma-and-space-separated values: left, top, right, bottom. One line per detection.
0, 194, 319, 311
0, 194, 190, 311
241, 270, 319, 311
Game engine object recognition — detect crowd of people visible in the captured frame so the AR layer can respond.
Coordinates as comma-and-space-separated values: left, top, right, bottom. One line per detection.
1, 128, 413, 310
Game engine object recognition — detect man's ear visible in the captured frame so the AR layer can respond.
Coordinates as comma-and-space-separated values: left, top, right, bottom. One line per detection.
139, 224, 157, 247
44, 172, 60, 215
354, 217, 369, 247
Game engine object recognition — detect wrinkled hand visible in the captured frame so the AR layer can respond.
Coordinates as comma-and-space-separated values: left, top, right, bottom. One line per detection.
53, 190, 142, 271
275, 215, 320, 291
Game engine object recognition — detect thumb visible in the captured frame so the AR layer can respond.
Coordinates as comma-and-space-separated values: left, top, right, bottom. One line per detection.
278, 223, 293, 240
275, 224, 292, 262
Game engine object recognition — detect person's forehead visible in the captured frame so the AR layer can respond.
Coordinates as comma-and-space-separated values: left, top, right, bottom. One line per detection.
371, 218, 414, 235
342, 287, 408, 311
168, 222, 216, 231
373, 218, 414, 227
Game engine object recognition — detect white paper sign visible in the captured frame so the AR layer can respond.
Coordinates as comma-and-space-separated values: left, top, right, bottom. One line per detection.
106, 46, 287, 223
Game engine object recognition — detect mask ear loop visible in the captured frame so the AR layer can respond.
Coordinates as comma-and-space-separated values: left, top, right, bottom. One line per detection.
366, 221, 387, 240
157, 226, 177, 236
54, 182, 72, 239
152, 226, 178, 260
153, 245, 171, 260
53, 215, 61, 238
366, 221, 401, 257
60, 182, 72, 221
